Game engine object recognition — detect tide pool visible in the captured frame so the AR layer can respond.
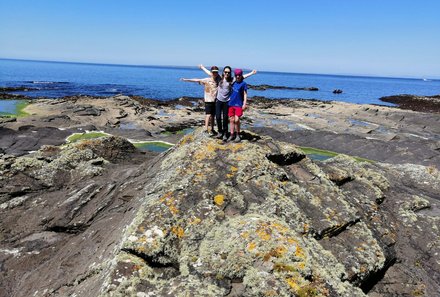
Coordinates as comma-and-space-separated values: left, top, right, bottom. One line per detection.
133, 141, 173, 153
0, 100, 29, 117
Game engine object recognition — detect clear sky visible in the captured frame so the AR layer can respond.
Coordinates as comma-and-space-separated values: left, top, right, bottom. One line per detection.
1, 0, 439, 78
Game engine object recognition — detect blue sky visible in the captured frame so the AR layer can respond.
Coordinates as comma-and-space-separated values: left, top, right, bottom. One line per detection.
1, 0, 439, 78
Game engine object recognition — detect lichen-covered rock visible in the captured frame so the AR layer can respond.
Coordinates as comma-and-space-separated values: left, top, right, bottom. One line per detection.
2, 129, 439, 297
99, 129, 438, 297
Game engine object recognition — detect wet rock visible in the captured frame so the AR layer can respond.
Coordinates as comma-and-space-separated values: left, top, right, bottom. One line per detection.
0, 126, 72, 156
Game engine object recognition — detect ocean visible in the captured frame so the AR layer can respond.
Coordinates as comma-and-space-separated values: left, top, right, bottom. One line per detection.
1, 59, 439, 106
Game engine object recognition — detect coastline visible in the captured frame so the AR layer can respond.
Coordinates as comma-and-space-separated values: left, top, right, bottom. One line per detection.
1, 93, 439, 296
1, 93, 439, 168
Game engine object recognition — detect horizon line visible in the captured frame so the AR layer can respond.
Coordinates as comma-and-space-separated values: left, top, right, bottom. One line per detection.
1, 57, 438, 81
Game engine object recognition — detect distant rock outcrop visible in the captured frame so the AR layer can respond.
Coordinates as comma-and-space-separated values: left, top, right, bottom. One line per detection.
380, 94, 440, 113
248, 84, 319, 91
1, 130, 439, 296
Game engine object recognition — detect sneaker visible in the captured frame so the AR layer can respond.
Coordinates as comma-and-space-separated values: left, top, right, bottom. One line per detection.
210, 130, 218, 136
216, 133, 224, 139
226, 133, 236, 142
222, 133, 229, 141
233, 135, 241, 143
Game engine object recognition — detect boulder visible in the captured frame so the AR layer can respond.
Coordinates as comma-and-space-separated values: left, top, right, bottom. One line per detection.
0, 129, 439, 297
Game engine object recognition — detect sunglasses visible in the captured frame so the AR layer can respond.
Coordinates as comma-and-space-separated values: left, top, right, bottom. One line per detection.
224, 71, 231, 74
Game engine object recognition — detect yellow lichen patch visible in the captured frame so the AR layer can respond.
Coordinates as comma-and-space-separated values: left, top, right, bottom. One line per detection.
271, 222, 289, 233
228, 143, 244, 153
263, 246, 288, 261
194, 150, 211, 161
193, 141, 229, 161
214, 194, 225, 206
302, 223, 309, 233
178, 134, 194, 146
134, 245, 147, 253
160, 192, 179, 215
287, 237, 298, 245
274, 263, 297, 272
171, 226, 185, 238
286, 276, 301, 291
426, 166, 437, 175
256, 225, 272, 241
188, 217, 202, 225
193, 172, 205, 183
247, 242, 257, 251
226, 166, 239, 179
240, 231, 250, 239
206, 142, 227, 153
274, 245, 288, 257
295, 246, 305, 258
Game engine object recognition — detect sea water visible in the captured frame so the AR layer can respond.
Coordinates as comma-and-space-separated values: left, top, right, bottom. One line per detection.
1, 59, 439, 105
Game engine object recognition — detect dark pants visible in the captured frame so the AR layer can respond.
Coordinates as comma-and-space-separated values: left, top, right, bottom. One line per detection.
216, 100, 229, 134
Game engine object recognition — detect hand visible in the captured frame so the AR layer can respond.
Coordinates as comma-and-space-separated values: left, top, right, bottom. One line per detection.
198, 64, 204, 69
251, 70, 257, 75
242, 104, 247, 111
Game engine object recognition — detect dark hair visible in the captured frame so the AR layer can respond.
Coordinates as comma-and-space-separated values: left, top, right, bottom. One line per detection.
211, 66, 219, 72
222, 66, 233, 83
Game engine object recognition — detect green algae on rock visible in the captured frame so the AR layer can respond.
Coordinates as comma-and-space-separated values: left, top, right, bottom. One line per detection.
133, 141, 173, 153
66, 131, 112, 143
0, 99, 30, 118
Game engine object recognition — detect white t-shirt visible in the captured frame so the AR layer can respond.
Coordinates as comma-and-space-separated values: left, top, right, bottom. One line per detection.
199, 77, 220, 102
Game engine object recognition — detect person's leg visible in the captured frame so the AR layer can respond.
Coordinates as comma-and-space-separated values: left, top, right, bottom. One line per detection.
222, 102, 229, 136
233, 116, 242, 142
229, 116, 235, 135
204, 114, 210, 132
234, 116, 240, 134
210, 114, 217, 135
215, 101, 223, 135
226, 107, 236, 141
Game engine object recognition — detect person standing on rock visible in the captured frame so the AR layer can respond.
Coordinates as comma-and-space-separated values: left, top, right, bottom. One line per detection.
199, 64, 257, 140
181, 66, 221, 136
226, 68, 249, 142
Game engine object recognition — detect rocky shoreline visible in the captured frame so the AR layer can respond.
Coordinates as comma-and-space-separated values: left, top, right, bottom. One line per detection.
379, 94, 440, 114
1, 94, 440, 296
1, 93, 439, 165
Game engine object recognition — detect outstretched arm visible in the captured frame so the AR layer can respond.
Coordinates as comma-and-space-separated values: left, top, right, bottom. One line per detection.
180, 78, 203, 83
243, 69, 257, 79
199, 64, 212, 77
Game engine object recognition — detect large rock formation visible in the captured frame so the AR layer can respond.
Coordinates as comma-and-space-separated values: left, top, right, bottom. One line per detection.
1, 129, 439, 296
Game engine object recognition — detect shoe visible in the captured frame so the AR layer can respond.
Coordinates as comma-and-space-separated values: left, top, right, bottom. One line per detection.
226, 133, 236, 142
222, 133, 229, 141
216, 133, 224, 139
210, 130, 218, 136
233, 135, 241, 143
